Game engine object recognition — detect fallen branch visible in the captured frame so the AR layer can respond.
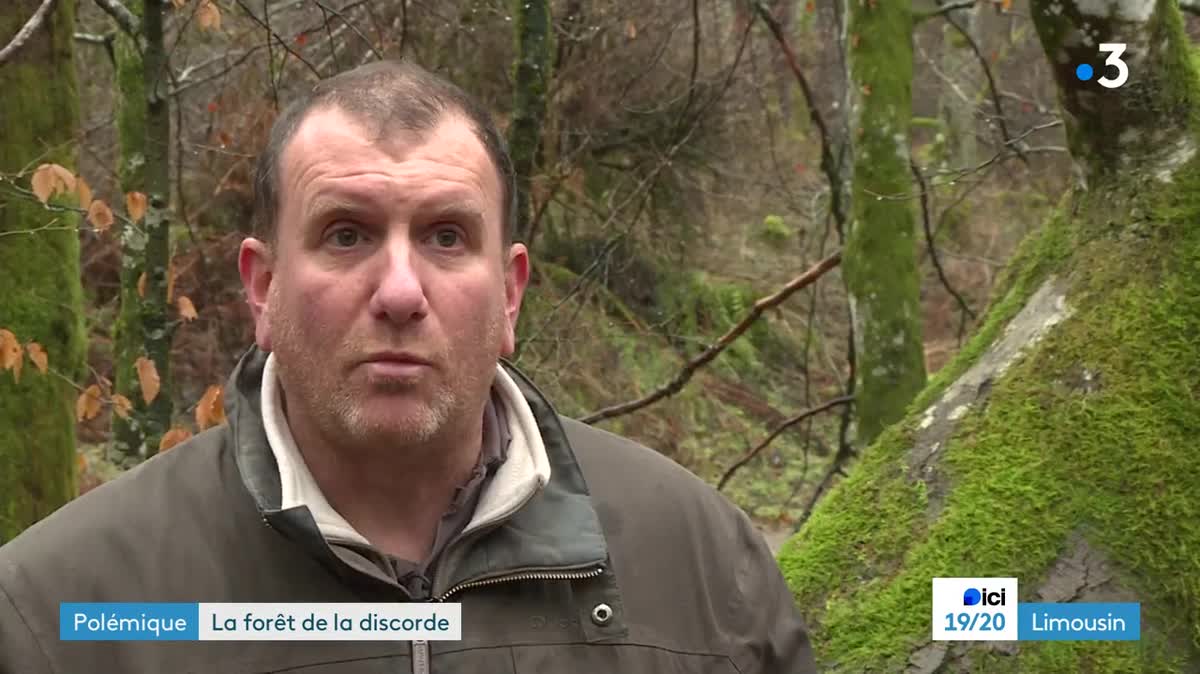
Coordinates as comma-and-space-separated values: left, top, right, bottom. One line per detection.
716, 395, 853, 491
0, 0, 57, 67
93, 0, 140, 39
581, 249, 843, 424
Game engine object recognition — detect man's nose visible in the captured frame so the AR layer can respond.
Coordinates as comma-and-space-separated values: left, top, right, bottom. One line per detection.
366, 239, 429, 324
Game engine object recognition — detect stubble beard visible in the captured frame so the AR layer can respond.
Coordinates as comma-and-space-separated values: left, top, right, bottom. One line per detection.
268, 293, 505, 457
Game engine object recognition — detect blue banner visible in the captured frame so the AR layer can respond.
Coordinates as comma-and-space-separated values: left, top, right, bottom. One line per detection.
1017, 602, 1140, 641
60, 603, 199, 641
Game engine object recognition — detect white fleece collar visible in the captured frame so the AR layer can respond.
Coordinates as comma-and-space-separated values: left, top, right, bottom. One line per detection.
260, 353, 551, 549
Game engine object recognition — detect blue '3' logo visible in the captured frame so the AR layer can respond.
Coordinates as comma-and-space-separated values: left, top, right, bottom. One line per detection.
963, 588, 982, 606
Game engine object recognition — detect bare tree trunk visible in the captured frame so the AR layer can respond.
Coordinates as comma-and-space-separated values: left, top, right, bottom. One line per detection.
779, 1, 1200, 671
508, 0, 553, 247
0, 0, 84, 542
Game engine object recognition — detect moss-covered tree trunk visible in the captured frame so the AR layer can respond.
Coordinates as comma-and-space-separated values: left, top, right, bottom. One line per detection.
779, 1, 1200, 671
508, 0, 552, 246
842, 0, 926, 445
0, 0, 86, 542
110, 0, 172, 461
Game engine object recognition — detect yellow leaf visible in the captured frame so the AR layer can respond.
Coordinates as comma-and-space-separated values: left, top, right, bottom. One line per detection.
76, 176, 93, 209
87, 199, 115, 233
137, 271, 147, 298
177, 295, 198, 322
125, 191, 148, 222
111, 393, 133, 419
0, 329, 22, 381
135, 356, 161, 404
197, 1, 221, 30
31, 163, 74, 203
76, 384, 103, 422
159, 427, 193, 452
25, 342, 48, 374
195, 384, 225, 431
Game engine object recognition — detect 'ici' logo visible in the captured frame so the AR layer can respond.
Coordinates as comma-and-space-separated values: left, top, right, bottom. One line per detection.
963, 587, 1005, 607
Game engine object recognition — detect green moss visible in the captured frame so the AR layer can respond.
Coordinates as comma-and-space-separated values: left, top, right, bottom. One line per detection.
843, 0, 925, 444
778, 163, 1200, 671
0, 0, 84, 543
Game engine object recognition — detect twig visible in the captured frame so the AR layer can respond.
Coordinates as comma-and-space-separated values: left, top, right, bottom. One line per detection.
938, 6, 1026, 165
581, 250, 843, 424
752, 0, 846, 231
93, 0, 140, 39
716, 395, 853, 491
315, 0, 381, 62
0, 0, 57, 67
915, 0, 975, 22
796, 431, 860, 530
911, 159, 976, 322
234, 0, 322, 79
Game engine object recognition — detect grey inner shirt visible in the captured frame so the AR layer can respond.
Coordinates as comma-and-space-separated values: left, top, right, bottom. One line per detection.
328, 390, 511, 598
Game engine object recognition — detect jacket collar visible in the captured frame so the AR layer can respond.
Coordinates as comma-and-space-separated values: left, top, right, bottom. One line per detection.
223, 346, 609, 596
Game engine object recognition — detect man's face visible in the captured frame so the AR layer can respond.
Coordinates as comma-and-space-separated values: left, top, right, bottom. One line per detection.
239, 106, 529, 452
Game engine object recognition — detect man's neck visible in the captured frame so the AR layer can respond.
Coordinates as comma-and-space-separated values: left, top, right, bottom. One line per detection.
286, 405, 484, 563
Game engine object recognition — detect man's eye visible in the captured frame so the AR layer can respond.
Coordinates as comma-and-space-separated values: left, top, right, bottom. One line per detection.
432, 228, 461, 248
328, 227, 362, 248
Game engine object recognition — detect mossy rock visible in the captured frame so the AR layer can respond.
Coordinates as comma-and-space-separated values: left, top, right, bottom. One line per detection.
776, 165, 1200, 671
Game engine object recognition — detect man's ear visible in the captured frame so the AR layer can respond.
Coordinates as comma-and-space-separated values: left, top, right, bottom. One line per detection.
238, 237, 274, 351
501, 242, 530, 357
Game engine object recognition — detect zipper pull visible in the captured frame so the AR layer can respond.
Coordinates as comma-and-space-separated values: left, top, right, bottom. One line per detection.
411, 639, 430, 674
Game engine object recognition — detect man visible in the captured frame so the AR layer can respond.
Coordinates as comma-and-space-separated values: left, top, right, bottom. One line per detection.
0, 60, 816, 673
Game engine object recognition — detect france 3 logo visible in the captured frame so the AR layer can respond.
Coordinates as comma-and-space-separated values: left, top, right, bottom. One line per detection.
932, 578, 1018, 641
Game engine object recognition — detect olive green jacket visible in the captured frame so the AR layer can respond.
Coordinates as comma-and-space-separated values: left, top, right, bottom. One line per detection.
0, 347, 815, 673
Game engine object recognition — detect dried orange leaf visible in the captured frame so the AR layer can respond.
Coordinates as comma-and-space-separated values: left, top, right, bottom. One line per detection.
0, 329, 22, 381
137, 271, 147, 299
76, 384, 103, 422
135, 356, 161, 404
625, 20, 637, 39
25, 342, 48, 374
125, 191, 148, 222
111, 393, 133, 419
195, 384, 225, 431
197, 0, 221, 30
159, 427, 193, 452
31, 164, 66, 203
177, 295, 198, 322
87, 199, 115, 233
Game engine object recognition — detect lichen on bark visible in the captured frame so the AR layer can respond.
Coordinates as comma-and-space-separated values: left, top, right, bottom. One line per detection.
0, 0, 85, 543
841, 0, 926, 445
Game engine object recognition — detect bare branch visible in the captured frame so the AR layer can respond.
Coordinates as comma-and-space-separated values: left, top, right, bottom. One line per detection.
581, 250, 843, 424
752, 0, 846, 231
938, 7, 1026, 165
915, 0, 975, 22
233, 0, 322, 79
74, 32, 112, 45
716, 395, 854, 491
314, 0, 381, 62
93, 0, 140, 39
0, 0, 57, 67
911, 159, 976, 323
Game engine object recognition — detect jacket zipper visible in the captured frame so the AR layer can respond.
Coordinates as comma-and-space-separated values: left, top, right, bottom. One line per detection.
407, 565, 605, 673
433, 564, 605, 602
411, 639, 430, 674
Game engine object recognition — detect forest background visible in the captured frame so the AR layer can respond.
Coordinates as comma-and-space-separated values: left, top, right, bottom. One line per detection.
3, 0, 1199, 671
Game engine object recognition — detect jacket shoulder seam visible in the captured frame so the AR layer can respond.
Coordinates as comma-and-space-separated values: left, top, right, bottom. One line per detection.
0, 571, 57, 674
